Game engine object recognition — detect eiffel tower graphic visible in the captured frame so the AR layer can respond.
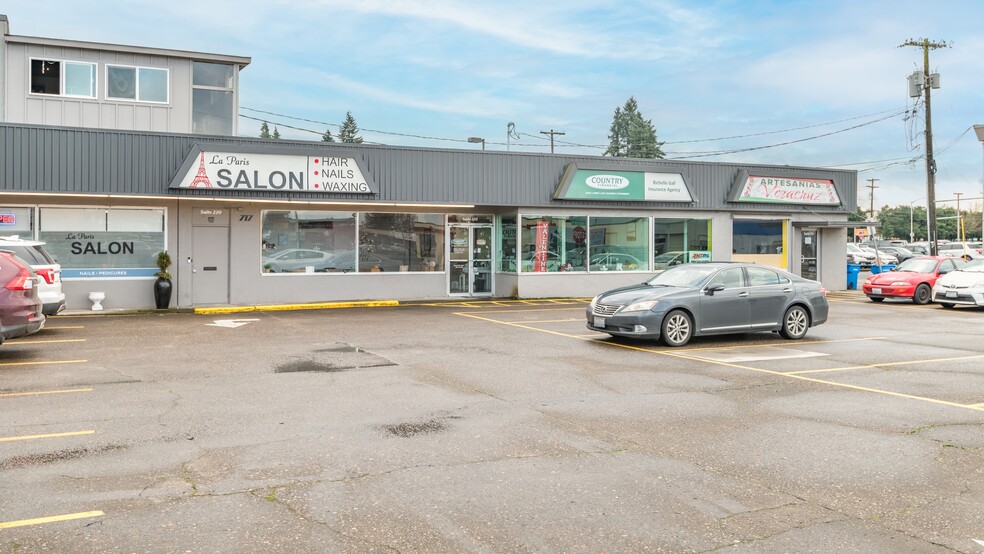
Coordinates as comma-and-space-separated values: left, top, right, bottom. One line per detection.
188, 151, 212, 188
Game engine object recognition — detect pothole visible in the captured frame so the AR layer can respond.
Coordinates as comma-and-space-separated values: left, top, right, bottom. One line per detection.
275, 344, 395, 373
380, 419, 450, 437
275, 360, 345, 373
0, 444, 127, 470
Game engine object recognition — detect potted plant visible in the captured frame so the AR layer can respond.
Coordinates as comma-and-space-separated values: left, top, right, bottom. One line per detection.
154, 251, 172, 309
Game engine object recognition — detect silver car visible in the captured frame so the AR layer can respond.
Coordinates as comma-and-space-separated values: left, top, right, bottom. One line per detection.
586, 262, 829, 347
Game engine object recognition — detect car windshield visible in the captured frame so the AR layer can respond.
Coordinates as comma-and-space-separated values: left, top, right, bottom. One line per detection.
645, 265, 718, 287
894, 258, 937, 273
958, 259, 984, 272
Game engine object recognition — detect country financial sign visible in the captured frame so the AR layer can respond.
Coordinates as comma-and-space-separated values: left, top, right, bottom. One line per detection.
170, 149, 376, 194
553, 165, 694, 202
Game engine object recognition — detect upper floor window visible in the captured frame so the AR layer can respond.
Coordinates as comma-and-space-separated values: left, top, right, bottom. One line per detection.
30, 59, 96, 98
192, 61, 235, 135
106, 65, 169, 103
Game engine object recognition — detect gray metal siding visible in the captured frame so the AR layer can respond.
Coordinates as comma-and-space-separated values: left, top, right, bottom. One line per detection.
0, 123, 858, 212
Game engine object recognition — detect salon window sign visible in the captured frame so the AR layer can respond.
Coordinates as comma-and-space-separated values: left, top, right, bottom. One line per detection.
555, 169, 693, 202
738, 176, 840, 205
50, 232, 161, 279
171, 150, 376, 194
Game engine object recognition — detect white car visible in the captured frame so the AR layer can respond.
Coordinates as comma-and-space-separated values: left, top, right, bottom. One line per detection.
938, 241, 983, 261
0, 236, 66, 316
932, 258, 984, 308
846, 243, 876, 266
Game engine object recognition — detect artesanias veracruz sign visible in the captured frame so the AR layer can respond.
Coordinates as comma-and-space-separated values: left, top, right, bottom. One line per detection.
728, 169, 841, 206
170, 147, 377, 194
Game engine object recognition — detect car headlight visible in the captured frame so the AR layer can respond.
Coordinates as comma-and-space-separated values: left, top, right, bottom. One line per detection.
891, 281, 909, 286
622, 299, 660, 312
589, 294, 601, 309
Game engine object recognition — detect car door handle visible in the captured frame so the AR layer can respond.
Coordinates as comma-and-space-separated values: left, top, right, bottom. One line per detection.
782, 288, 793, 293
738, 292, 750, 298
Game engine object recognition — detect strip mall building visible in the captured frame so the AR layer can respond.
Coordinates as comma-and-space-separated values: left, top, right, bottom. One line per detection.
0, 14, 859, 310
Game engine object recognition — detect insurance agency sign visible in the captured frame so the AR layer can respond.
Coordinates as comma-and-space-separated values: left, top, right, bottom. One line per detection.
170, 146, 377, 194
553, 164, 694, 202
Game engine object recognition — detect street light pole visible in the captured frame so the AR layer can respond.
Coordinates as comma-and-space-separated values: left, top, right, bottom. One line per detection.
975, 124, 984, 241
909, 198, 924, 243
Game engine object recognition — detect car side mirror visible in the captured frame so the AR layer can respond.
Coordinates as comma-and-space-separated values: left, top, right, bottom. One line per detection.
705, 284, 725, 295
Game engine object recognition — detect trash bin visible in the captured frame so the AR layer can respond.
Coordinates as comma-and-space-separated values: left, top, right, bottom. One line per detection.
880, 264, 896, 273
870, 264, 882, 275
846, 264, 861, 290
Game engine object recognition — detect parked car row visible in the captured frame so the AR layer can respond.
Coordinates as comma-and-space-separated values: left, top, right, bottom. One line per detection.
0, 236, 66, 347
862, 255, 984, 308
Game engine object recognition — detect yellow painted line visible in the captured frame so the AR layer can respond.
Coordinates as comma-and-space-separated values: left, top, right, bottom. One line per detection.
970, 403, 984, 408
0, 388, 93, 398
787, 354, 984, 375
42, 325, 85, 330
468, 307, 585, 315
196, 300, 399, 314
6, 338, 86, 345
0, 430, 96, 443
0, 359, 87, 368
453, 312, 984, 414
0, 511, 104, 530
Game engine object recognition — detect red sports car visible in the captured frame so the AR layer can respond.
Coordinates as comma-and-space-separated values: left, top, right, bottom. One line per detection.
862, 256, 966, 304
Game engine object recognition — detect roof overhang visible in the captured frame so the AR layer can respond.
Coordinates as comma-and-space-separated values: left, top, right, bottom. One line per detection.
6, 34, 251, 67
792, 221, 881, 228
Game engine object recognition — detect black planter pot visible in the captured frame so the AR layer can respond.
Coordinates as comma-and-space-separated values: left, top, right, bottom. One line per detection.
154, 278, 172, 309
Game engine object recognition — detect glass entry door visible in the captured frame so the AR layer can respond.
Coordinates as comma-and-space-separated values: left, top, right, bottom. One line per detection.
800, 229, 818, 281
449, 225, 493, 296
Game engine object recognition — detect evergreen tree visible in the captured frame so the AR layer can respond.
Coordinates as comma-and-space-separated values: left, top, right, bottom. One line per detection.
259, 121, 271, 139
338, 112, 364, 144
322, 128, 336, 142
272, 127, 281, 140
604, 97, 664, 158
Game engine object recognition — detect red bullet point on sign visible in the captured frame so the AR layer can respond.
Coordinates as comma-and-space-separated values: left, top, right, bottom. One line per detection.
314, 158, 320, 164
314, 170, 319, 176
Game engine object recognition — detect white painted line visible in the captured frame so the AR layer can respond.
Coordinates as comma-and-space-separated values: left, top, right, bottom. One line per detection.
207, 318, 260, 328
686, 347, 829, 363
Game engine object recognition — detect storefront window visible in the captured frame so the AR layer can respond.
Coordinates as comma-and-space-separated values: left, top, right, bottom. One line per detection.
0, 207, 34, 234
498, 215, 517, 272
653, 218, 712, 269
261, 211, 356, 272
358, 213, 444, 272
519, 215, 587, 272
38, 207, 165, 278
733, 219, 786, 269
587, 217, 648, 271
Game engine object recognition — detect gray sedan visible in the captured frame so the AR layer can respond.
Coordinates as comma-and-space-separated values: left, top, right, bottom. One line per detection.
586, 262, 829, 346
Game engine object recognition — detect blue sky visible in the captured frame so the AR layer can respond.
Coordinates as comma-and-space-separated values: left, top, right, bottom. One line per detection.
5, 1, 984, 211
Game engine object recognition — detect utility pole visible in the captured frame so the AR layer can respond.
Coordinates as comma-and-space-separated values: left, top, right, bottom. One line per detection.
540, 129, 565, 154
901, 38, 949, 255
866, 178, 880, 219
954, 192, 964, 241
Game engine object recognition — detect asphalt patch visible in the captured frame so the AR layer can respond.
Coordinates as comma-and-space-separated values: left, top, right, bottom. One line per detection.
275, 344, 395, 373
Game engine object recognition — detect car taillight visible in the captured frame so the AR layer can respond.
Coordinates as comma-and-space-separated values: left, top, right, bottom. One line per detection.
5, 266, 35, 291
35, 268, 56, 284
819, 286, 828, 297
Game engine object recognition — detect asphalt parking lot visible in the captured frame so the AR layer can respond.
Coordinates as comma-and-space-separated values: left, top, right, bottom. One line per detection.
1, 292, 983, 552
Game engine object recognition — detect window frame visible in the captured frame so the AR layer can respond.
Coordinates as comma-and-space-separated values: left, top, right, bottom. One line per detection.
105, 64, 170, 104
29, 58, 97, 99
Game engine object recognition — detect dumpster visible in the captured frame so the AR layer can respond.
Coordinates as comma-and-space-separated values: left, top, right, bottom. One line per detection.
846, 264, 861, 289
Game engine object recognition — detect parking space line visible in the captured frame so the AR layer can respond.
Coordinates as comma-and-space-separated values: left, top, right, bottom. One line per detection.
0, 511, 104, 530
519, 318, 584, 324
0, 388, 93, 398
786, 354, 984, 375
0, 430, 96, 443
676, 336, 889, 352
0, 359, 87, 368
454, 311, 984, 414
42, 325, 85, 330
7, 338, 87, 345
467, 307, 585, 315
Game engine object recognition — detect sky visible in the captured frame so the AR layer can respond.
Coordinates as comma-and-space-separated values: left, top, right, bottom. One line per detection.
5, 0, 984, 212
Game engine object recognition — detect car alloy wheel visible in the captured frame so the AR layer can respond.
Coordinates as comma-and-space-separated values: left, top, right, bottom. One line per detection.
779, 306, 809, 339
661, 310, 692, 347
913, 284, 931, 305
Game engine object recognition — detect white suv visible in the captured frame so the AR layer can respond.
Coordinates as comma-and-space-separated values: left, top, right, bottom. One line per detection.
0, 236, 65, 316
